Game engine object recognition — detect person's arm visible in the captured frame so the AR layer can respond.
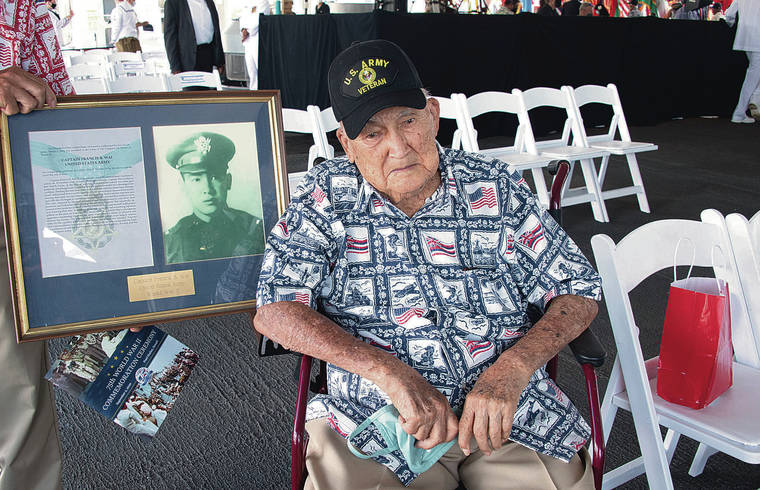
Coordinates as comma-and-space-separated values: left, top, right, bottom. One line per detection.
163, 0, 181, 73
0, 66, 56, 115
724, 0, 738, 26
111, 6, 123, 43
457, 294, 597, 455
254, 302, 459, 449
457, 170, 601, 456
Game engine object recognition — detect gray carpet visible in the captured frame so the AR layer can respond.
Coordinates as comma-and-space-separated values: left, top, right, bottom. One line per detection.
50, 116, 760, 489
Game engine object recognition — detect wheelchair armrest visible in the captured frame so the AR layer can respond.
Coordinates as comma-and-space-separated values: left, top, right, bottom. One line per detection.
568, 327, 606, 368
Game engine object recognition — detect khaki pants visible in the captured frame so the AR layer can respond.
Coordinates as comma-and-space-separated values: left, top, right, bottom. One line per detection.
115, 37, 142, 53
305, 418, 593, 490
0, 251, 62, 490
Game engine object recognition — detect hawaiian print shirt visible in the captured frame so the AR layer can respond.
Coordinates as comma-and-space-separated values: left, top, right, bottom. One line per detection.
256, 146, 601, 485
0, 0, 74, 96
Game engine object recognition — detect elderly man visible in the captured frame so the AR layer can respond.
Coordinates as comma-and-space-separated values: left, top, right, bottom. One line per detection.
255, 40, 599, 489
164, 132, 265, 264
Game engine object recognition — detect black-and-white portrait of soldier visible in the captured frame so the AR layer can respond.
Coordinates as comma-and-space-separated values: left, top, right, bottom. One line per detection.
154, 123, 266, 265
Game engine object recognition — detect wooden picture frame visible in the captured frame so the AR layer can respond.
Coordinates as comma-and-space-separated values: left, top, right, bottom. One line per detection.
0, 91, 288, 342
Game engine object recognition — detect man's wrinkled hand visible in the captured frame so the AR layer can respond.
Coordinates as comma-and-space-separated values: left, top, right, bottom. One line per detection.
381, 365, 459, 450
0, 66, 56, 116
458, 365, 530, 456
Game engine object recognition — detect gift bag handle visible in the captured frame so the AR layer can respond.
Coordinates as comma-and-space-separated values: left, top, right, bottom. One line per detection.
673, 238, 726, 294
673, 237, 696, 282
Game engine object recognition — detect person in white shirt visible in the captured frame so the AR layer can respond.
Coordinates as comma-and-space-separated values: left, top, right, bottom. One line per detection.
45, 0, 73, 47
725, 0, 760, 123
110, 0, 147, 53
163, 0, 226, 75
240, 0, 270, 89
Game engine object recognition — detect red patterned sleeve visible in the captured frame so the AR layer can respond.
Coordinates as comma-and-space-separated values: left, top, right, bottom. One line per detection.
0, 0, 74, 96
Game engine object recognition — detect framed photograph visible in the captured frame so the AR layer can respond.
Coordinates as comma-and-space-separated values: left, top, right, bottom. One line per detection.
0, 91, 289, 342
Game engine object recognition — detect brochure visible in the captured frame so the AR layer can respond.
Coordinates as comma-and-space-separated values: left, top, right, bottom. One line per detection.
45, 325, 198, 437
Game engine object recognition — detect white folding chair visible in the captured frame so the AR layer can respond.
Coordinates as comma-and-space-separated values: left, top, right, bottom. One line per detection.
311, 105, 339, 163
108, 52, 143, 63
591, 210, 760, 489
70, 53, 108, 66
281, 105, 336, 196
144, 57, 171, 75
166, 69, 223, 91
71, 78, 109, 94
66, 64, 109, 81
567, 83, 655, 214
685, 210, 760, 477
432, 94, 464, 150
106, 74, 168, 93
457, 91, 554, 206
111, 60, 148, 79
516, 87, 611, 222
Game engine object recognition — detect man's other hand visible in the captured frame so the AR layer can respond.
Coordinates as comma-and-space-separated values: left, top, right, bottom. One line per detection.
0, 66, 56, 116
458, 362, 531, 456
382, 365, 459, 450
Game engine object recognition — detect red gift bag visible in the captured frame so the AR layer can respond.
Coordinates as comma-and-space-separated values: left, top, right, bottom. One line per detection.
657, 272, 733, 409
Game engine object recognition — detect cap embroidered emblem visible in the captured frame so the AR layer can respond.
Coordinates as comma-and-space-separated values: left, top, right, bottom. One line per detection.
194, 136, 212, 155
358, 65, 376, 85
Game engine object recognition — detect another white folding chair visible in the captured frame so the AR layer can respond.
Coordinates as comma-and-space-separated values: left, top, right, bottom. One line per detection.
108, 52, 143, 63
70, 53, 108, 66
107, 74, 168, 93
567, 83, 655, 214
457, 91, 554, 206
684, 210, 760, 477
66, 64, 109, 81
432, 94, 465, 150
166, 69, 223, 91
144, 57, 171, 75
71, 78, 109, 94
282, 106, 334, 196
516, 87, 611, 222
591, 210, 760, 490
311, 105, 339, 163
111, 60, 148, 78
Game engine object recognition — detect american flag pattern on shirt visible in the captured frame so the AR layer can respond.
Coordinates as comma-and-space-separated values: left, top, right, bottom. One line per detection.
256, 147, 601, 486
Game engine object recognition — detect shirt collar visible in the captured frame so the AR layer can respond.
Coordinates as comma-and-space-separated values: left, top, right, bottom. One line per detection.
354, 143, 465, 216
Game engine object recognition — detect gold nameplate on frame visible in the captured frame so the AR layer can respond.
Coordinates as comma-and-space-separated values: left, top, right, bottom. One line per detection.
128, 270, 196, 302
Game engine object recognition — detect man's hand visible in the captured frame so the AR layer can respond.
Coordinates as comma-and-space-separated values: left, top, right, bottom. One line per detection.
241, 28, 249, 42
0, 66, 56, 116
379, 364, 459, 450
458, 359, 532, 456
217, 64, 225, 77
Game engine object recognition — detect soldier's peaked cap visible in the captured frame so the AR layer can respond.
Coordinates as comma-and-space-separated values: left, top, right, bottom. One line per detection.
167, 132, 236, 174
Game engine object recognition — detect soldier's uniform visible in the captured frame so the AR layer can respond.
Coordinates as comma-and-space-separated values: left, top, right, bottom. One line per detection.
164, 132, 265, 263
165, 208, 263, 263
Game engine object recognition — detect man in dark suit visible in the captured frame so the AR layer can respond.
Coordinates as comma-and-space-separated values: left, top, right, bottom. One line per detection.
163, 0, 225, 75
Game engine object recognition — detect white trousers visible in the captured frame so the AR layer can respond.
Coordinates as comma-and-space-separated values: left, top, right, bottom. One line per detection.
244, 37, 259, 90
733, 51, 760, 119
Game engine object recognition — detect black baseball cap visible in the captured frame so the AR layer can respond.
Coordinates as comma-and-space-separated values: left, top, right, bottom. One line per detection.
328, 40, 426, 140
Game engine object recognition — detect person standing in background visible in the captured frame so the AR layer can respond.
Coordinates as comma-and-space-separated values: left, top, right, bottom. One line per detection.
0, 1, 73, 488
561, 0, 582, 16
163, 0, 226, 75
725, 0, 760, 123
240, 0, 270, 89
45, 0, 74, 48
110, 0, 148, 53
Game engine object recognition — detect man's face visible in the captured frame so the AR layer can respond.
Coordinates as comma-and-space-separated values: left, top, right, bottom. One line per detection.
337, 98, 441, 208
180, 169, 231, 221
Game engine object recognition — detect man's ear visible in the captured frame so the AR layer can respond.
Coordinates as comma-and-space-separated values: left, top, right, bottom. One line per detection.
336, 124, 355, 162
225, 172, 232, 190
426, 97, 441, 138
